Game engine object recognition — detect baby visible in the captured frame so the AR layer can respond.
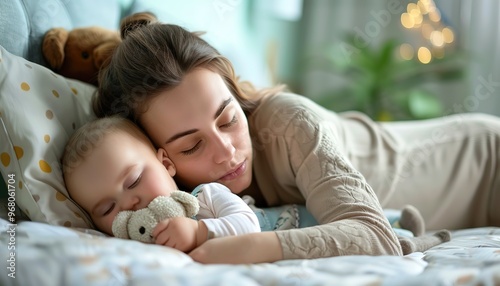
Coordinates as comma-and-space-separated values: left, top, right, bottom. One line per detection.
62, 116, 260, 253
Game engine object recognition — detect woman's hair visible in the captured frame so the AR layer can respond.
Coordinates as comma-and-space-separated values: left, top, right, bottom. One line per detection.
61, 116, 154, 178
93, 12, 285, 123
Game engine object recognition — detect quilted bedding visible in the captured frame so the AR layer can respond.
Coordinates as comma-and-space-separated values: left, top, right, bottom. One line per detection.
1, 218, 499, 286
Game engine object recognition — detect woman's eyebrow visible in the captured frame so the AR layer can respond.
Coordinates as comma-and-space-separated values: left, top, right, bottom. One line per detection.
166, 129, 198, 144
214, 98, 233, 119
165, 98, 233, 144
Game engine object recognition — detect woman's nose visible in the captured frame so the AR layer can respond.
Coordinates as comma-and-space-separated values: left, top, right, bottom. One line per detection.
212, 133, 235, 164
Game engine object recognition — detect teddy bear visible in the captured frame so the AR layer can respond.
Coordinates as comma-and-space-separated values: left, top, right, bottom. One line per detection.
111, 191, 200, 243
42, 26, 121, 86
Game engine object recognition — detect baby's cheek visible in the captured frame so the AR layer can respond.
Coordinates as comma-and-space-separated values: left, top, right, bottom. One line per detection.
95, 216, 114, 236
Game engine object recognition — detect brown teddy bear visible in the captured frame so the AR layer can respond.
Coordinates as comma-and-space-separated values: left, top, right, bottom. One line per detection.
42, 26, 121, 86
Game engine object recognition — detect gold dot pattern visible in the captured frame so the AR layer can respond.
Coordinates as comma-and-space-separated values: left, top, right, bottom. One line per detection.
14, 146, 24, 159
46, 110, 54, 119
39, 160, 52, 173
21, 82, 30, 91
0, 47, 98, 229
1, 152, 10, 167
55, 192, 67, 201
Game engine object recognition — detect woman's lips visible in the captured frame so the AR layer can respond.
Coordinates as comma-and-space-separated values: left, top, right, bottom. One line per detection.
219, 161, 246, 181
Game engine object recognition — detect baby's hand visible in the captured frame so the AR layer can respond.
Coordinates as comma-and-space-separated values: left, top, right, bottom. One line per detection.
152, 217, 206, 252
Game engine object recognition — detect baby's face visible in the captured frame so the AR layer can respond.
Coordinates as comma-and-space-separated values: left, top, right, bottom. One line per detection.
66, 130, 178, 235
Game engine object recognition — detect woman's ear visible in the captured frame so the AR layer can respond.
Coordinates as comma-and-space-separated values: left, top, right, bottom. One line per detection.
157, 148, 176, 177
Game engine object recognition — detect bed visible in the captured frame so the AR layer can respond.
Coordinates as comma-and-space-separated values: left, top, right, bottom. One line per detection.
1, 215, 500, 285
1, 1, 500, 285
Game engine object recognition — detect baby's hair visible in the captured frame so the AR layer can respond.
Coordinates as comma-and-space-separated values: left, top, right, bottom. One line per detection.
61, 116, 153, 178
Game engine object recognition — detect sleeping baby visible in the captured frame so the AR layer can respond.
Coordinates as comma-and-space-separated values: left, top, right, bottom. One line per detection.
61, 116, 260, 253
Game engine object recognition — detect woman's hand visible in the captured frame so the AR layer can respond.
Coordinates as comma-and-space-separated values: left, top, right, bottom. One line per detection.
152, 217, 207, 252
188, 231, 283, 264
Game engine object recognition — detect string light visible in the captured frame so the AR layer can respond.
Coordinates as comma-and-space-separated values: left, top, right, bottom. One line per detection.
418, 47, 432, 64
399, 0, 455, 64
442, 27, 455, 43
430, 30, 444, 47
401, 13, 415, 28
400, 43, 415, 60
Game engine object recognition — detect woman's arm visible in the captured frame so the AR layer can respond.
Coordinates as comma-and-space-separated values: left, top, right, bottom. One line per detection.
252, 94, 402, 259
189, 231, 283, 264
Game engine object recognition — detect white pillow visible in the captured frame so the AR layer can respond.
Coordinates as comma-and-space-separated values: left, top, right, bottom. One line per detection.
0, 45, 95, 228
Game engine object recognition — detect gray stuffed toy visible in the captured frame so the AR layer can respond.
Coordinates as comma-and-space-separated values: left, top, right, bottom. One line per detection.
111, 191, 200, 243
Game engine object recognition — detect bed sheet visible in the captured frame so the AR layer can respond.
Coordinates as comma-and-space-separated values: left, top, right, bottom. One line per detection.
1, 218, 499, 286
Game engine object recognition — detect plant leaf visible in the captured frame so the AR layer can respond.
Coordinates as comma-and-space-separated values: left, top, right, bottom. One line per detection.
407, 90, 443, 119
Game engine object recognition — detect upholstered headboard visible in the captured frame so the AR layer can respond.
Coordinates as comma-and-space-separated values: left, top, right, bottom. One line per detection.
0, 0, 126, 66
0, 0, 269, 85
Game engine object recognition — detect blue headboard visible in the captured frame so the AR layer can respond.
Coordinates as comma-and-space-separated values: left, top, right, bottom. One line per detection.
0, 0, 125, 66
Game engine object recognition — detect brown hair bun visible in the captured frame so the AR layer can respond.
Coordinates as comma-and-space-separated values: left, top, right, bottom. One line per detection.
120, 12, 158, 40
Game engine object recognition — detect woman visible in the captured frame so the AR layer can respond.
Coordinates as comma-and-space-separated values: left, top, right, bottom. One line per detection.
94, 13, 500, 263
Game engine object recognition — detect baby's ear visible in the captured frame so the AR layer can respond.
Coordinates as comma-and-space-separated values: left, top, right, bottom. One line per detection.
157, 148, 176, 177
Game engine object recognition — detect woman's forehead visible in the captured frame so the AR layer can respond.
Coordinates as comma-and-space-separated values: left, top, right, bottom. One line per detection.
140, 69, 234, 141
161, 69, 229, 109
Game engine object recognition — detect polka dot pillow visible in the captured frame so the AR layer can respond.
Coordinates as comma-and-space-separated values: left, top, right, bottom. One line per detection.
0, 45, 95, 228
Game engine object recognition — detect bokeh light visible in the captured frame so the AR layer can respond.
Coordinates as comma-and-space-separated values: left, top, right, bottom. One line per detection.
418, 47, 432, 64
400, 43, 415, 60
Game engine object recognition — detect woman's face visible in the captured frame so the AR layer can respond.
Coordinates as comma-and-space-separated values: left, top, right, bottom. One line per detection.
140, 68, 253, 194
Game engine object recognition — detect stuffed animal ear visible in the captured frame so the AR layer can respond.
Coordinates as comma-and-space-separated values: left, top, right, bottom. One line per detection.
111, 210, 133, 239
42, 28, 69, 70
170, 191, 200, 217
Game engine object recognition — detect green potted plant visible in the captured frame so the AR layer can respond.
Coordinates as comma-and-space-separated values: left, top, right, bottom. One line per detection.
310, 37, 465, 121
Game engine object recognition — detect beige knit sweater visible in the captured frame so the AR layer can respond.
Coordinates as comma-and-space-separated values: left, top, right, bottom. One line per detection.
247, 93, 403, 259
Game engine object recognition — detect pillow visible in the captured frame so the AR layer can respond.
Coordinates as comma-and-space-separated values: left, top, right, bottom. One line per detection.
0, 45, 95, 228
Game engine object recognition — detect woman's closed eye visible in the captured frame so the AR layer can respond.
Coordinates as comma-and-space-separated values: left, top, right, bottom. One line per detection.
179, 115, 237, 156
220, 115, 238, 128
181, 141, 201, 155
